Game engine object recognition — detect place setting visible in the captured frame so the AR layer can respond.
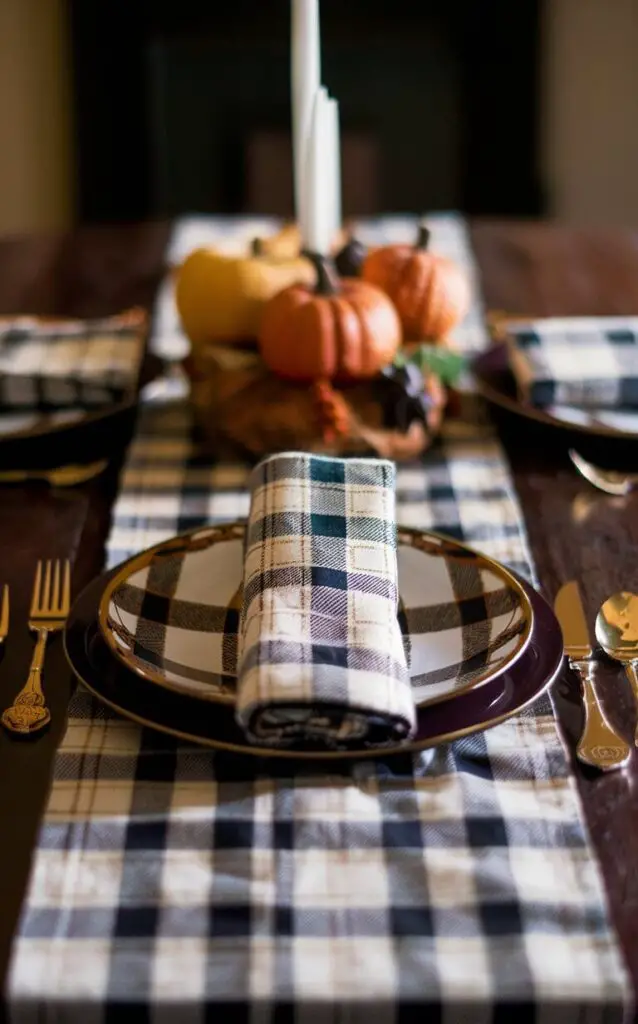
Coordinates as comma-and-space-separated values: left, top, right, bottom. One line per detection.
60, 456, 563, 761
476, 312, 638, 467
0, 306, 170, 475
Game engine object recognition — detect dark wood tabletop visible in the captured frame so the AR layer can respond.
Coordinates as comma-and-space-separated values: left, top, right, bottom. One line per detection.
0, 220, 638, 1002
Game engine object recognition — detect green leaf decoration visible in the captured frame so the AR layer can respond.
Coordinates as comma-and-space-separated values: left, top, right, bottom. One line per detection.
393, 344, 466, 386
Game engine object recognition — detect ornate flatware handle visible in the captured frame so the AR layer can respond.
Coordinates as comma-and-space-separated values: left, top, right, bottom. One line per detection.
1, 629, 51, 735
572, 659, 631, 771
621, 660, 638, 746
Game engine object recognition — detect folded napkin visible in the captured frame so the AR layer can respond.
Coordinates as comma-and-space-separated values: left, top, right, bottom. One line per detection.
236, 452, 416, 748
0, 308, 146, 410
505, 316, 638, 409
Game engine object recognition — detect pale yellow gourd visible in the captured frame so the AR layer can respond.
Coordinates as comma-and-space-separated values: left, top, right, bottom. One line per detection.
175, 240, 315, 347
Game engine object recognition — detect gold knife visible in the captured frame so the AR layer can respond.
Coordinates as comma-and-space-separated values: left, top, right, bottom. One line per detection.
554, 581, 630, 771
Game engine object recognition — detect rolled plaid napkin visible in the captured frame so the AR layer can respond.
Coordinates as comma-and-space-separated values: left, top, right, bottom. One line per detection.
0, 308, 146, 410
236, 452, 416, 748
505, 316, 638, 408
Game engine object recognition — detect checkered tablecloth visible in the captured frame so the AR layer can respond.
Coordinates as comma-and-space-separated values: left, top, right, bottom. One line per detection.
6, 216, 632, 1023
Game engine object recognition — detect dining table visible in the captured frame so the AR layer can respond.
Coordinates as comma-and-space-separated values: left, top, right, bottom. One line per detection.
0, 217, 638, 1018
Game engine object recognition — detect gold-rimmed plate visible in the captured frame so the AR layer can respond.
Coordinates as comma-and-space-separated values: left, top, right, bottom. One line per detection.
98, 522, 534, 711
65, 568, 561, 761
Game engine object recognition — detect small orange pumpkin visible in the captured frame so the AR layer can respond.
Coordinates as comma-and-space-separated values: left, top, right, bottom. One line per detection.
258, 252, 401, 382
362, 225, 470, 342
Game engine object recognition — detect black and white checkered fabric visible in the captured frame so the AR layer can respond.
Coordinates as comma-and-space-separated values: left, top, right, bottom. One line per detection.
0, 309, 146, 410
237, 453, 415, 747
506, 316, 638, 409
6, 217, 631, 1022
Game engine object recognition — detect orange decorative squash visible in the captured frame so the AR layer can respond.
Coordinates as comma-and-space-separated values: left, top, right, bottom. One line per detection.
258, 252, 401, 382
362, 225, 470, 343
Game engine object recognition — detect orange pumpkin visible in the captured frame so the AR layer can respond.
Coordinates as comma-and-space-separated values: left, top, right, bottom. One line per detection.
362, 225, 470, 342
258, 252, 401, 382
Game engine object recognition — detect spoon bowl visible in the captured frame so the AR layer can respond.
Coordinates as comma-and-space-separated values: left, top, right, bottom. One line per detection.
595, 592, 638, 744
569, 450, 636, 497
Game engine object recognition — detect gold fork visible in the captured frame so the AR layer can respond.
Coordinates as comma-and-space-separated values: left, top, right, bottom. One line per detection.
1, 560, 71, 735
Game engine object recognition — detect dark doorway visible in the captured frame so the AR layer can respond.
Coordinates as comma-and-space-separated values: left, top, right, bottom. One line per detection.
69, 0, 543, 222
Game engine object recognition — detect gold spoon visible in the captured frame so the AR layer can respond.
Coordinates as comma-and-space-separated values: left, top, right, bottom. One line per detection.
595, 592, 638, 743
569, 450, 636, 497
0, 459, 108, 487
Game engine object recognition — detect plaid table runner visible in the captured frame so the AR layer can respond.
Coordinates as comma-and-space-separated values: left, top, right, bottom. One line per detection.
6, 216, 632, 1022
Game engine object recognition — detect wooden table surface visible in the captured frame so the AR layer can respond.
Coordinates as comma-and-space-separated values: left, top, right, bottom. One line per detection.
0, 220, 638, 1004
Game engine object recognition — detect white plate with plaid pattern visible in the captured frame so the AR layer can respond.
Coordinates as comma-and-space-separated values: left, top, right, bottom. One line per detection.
99, 521, 533, 710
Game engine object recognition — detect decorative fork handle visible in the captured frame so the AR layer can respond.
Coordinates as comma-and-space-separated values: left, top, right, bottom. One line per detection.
571, 658, 631, 771
1, 628, 52, 735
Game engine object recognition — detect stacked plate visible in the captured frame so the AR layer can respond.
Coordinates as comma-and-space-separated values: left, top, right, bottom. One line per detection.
64, 522, 564, 759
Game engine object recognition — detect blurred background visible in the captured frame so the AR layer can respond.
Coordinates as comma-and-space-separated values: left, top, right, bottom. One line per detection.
1, 0, 636, 237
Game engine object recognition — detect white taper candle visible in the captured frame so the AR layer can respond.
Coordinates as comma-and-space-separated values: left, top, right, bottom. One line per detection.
326, 96, 341, 246
305, 86, 331, 254
291, 0, 321, 241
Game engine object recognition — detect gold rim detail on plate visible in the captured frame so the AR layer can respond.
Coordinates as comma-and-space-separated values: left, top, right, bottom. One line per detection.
97, 521, 534, 711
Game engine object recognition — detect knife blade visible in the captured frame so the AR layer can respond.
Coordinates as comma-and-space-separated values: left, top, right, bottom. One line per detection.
554, 580, 592, 660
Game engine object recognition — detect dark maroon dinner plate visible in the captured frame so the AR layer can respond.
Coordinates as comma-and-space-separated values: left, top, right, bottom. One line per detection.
473, 341, 638, 468
63, 568, 564, 760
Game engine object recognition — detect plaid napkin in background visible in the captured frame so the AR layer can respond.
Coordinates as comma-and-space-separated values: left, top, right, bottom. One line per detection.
237, 452, 415, 748
505, 316, 638, 409
6, 216, 632, 1023
0, 307, 146, 410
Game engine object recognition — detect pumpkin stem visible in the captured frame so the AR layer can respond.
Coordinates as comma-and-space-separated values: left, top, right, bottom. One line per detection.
302, 250, 340, 296
415, 224, 431, 251
250, 237, 264, 257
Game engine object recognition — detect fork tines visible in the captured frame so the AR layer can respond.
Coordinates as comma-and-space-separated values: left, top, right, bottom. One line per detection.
30, 560, 71, 620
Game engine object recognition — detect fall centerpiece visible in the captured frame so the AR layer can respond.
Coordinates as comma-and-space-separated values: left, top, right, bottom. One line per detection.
176, 0, 470, 460
181, 244, 463, 461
